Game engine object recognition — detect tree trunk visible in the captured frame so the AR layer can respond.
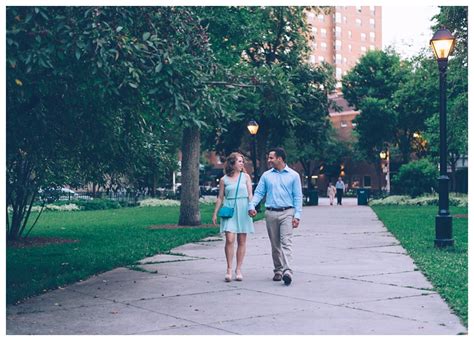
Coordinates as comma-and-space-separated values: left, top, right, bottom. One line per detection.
178, 126, 201, 226
6, 158, 38, 240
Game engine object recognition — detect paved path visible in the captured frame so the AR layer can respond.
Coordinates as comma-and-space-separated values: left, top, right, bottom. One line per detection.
7, 203, 466, 335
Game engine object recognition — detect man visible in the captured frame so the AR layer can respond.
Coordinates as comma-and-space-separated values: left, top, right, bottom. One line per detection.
248, 147, 303, 285
335, 177, 345, 205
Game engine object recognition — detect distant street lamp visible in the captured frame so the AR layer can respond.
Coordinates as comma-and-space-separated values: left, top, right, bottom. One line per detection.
379, 149, 390, 194
430, 28, 455, 247
247, 120, 259, 185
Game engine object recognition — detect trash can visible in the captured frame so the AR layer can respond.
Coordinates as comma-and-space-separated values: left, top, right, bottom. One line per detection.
307, 189, 318, 206
357, 188, 369, 205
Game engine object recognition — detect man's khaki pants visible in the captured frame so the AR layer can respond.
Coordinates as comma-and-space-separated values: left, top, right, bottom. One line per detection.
265, 208, 295, 276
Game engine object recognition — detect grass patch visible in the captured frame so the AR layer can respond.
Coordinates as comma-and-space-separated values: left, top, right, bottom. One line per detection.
371, 205, 468, 326
7, 204, 265, 305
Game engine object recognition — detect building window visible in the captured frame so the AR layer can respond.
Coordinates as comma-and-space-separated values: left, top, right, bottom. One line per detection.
370, 18, 375, 29
369, 45, 375, 51
335, 40, 342, 50
309, 55, 316, 64
361, 33, 366, 41
356, 5, 362, 12
361, 46, 367, 53
370, 5, 375, 15
340, 119, 347, 127
335, 54, 342, 62
307, 12, 315, 19
318, 56, 325, 62
321, 28, 327, 38
363, 176, 371, 187
312, 42, 318, 49
348, 30, 352, 38
352, 121, 357, 127
335, 26, 341, 38
343, 16, 347, 23
321, 42, 327, 50
348, 44, 352, 52
335, 12, 341, 23
370, 31, 375, 42
356, 18, 362, 26
343, 57, 347, 63
318, 14, 325, 21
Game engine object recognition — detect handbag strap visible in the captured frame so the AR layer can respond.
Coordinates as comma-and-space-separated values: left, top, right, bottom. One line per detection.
231, 172, 242, 209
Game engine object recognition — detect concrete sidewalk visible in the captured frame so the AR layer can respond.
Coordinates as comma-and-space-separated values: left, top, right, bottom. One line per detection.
7, 204, 466, 335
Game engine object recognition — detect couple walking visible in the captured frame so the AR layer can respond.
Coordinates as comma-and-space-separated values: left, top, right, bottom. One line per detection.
212, 147, 303, 285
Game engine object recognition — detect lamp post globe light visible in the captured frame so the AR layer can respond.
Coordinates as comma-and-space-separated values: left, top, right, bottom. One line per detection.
247, 120, 259, 185
430, 28, 455, 247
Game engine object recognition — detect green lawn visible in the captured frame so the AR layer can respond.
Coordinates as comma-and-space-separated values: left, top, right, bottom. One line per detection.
371, 205, 468, 326
7, 204, 264, 305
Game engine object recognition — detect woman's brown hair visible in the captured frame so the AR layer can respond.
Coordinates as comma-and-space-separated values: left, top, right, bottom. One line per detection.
224, 152, 246, 176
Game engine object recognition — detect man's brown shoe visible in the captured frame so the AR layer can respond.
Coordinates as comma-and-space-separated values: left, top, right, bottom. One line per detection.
273, 273, 282, 281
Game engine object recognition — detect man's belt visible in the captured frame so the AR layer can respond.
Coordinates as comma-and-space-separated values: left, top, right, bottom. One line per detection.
266, 206, 293, 212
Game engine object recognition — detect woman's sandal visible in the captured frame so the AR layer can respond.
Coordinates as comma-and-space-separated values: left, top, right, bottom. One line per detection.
235, 271, 243, 281
225, 270, 232, 282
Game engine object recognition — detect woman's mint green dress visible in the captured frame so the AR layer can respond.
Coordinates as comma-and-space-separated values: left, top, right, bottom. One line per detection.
220, 174, 255, 234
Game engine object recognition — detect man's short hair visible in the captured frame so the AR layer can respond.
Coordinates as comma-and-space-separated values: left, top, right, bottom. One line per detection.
268, 147, 286, 162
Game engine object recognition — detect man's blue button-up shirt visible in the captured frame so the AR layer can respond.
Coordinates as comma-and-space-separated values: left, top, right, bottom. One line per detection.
248, 165, 303, 220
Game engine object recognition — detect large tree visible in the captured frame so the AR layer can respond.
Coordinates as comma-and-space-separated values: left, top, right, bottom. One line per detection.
284, 62, 336, 189
201, 7, 335, 176
6, 7, 218, 238
392, 55, 438, 162
424, 6, 468, 191
342, 50, 408, 171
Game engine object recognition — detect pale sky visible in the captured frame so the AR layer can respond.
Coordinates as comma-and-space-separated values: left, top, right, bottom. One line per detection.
382, 6, 440, 59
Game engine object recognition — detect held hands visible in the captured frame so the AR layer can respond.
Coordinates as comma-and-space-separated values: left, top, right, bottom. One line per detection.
292, 218, 300, 229
248, 209, 257, 217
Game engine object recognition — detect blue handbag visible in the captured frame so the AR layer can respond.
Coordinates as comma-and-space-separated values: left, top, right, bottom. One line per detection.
218, 172, 242, 219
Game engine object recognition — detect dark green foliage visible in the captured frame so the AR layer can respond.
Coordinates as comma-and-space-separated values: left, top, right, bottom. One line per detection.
342, 50, 408, 110
6, 7, 214, 238
75, 199, 122, 211
341, 50, 408, 167
353, 97, 397, 163
392, 159, 438, 197
372, 205, 468, 326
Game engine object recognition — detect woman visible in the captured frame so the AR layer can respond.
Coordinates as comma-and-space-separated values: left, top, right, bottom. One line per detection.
212, 152, 254, 282
327, 182, 336, 206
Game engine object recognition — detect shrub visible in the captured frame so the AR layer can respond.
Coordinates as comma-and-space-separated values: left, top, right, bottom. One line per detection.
76, 199, 122, 211
138, 198, 180, 207
370, 195, 410, 206
370, 193, 467, 207
392, 158, 438, 197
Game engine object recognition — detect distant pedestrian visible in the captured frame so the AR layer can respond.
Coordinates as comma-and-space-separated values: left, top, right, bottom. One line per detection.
248, 147, 303, 286
212, 152, 254, 282
335, 177, 345, 205
327, 182, 336, 205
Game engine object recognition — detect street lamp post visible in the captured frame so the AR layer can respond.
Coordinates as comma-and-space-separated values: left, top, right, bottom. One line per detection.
247, 120, 259, 186
430, 28, 455, 248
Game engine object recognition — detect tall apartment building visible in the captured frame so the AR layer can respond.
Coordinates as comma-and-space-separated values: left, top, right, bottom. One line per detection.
307, 6, 382, 88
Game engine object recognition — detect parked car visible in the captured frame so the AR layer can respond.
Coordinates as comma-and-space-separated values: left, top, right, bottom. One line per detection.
38, 187, 79, 203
